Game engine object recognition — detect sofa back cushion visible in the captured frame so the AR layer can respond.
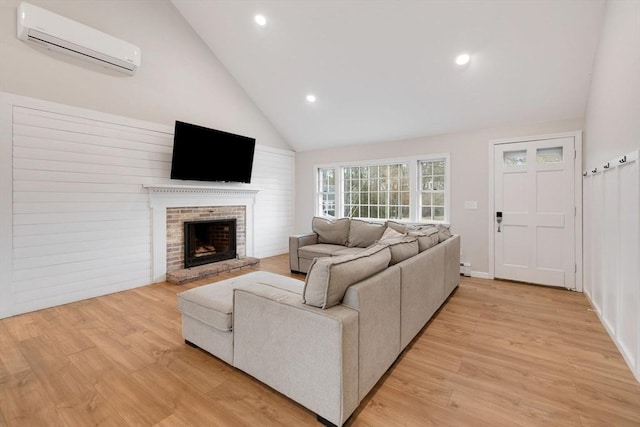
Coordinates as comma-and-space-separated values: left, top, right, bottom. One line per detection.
436, 224, 452, 242
410, 223, 452, 243
380, 236, 419, 265
303, 244, 391, 309
408, 227, 440, 252
348, 219, 386, 248
385, 220, 410, 234
312, 217, 350, 246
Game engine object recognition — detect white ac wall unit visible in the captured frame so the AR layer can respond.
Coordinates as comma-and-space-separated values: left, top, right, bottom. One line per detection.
17, 2, 141, 75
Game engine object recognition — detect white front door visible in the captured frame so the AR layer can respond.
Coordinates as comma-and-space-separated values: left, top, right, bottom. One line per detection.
494, 137, 576, 288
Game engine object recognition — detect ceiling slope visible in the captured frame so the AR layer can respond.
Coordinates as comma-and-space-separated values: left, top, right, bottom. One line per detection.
171, 0, 605, 152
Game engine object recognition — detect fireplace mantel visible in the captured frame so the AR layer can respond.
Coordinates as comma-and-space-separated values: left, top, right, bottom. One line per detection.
143, 183, 261, 282
143, 183, 261, 197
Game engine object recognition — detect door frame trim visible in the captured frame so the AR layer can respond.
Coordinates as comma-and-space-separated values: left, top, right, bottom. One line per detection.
488, 130, 583, 291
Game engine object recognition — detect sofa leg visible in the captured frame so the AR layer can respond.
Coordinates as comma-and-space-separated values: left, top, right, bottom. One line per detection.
184, 339, 198, 348
316, 414, 338, 427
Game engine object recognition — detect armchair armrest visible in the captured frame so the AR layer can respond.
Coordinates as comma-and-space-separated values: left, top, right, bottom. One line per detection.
289, 233, 318, 272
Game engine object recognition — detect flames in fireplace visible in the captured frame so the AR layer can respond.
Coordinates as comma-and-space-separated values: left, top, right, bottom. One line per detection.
184, 219, 237, 268
194, 239, 216, 257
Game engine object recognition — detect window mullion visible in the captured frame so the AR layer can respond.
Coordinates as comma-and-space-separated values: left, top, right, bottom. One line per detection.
336, 167, 343, 218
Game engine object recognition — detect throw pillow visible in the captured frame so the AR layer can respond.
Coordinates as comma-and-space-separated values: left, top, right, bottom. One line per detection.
379, 226, 404, 241
348, 219, 386, 248
311, 217, 350, 246
303, 244, 391, 309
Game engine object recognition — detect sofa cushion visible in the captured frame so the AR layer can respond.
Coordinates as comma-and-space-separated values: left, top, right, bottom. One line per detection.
408, 227, 440, 251
380, 236, 419, 265
312, 217, 350, 246
436, 224, 452, 242
347, 219, 386, 248
409, 223, 452, 242
385, 220, 410, 234
177, 271, 304, 332
303, 244, 391, 309
379, 226, 404, 241
299, 243, 348, 259
332, 247, 366, 257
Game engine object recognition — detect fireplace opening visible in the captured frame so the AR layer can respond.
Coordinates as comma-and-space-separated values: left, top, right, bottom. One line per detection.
184, 219, 237, 268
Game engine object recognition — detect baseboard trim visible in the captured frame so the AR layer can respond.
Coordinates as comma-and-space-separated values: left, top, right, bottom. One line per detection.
470, 271, 489, 279
583, 291, 640, 384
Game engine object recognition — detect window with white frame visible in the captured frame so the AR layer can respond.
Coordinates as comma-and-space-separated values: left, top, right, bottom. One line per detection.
318, 167, 336, 217
419, 158, 446, 222
316, 154, 450, 223
343, 163, 410, 220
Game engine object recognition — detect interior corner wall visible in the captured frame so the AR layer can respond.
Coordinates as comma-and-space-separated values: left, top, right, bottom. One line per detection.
294, 117, 584, 277
583, 0, 640, 167
583, 0, 640, 382
0, 0, 291, 152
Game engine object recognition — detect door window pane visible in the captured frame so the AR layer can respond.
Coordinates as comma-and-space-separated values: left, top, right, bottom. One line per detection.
536, 147, 563, 163
504, 150, 527, 166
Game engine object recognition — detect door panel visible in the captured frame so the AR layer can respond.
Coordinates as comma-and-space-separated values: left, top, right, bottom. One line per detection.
494, 137, 575, 288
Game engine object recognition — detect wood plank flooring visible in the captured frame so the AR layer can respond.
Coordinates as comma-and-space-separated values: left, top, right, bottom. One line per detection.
1, 254, 638, 426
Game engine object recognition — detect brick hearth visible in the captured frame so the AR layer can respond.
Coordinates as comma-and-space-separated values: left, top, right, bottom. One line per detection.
166, 256, 260, 285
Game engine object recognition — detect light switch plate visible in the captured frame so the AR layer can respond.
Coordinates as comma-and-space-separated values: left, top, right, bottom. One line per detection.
464, 201, 478, 209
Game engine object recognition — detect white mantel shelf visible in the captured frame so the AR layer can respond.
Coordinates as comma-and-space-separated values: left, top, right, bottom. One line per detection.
143, 183, 262, 195
143, 183, 261, 283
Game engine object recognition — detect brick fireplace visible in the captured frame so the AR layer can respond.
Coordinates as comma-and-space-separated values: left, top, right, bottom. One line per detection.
144, 184, 260, 283
166, 206, 245, 273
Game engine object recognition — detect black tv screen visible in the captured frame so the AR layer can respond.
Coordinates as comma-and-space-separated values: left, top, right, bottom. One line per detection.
170, 121, 256, 183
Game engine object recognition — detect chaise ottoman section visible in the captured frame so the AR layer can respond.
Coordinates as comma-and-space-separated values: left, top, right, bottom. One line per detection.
177, 271, 305, 365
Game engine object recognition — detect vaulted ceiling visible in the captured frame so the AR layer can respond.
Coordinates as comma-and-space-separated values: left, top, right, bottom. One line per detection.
170, 0, 606, 152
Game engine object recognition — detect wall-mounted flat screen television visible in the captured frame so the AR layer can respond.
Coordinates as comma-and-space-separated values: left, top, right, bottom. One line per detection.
170, 121, 256, 183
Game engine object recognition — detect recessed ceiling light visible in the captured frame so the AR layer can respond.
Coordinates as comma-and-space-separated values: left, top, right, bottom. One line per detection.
254, 14, 267, 26
455, 53, 471, 66
306, 94, 317, 103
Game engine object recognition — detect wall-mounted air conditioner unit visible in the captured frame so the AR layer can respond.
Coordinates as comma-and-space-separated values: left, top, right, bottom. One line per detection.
16, 2, 141, 75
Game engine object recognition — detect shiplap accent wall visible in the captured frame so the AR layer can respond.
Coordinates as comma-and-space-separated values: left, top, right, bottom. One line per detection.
252, 146, 295, 258
583, 149, 640, 382
0, 92, 295, 319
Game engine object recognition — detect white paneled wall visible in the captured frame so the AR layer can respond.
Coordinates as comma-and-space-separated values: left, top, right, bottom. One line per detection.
252, 146, 295, 258
10, 105, 169, 316
0, 92, 295, 318
583, 149, 640, 382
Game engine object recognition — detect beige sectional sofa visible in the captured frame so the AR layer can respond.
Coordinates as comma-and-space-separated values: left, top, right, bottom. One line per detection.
177, 217, 460, 427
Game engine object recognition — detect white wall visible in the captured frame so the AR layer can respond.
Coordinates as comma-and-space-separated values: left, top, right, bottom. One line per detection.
0, 0, 296, 318
0, 91, 294, 319
295, 118, 583, 276
0, 0, 291, 151
583, 0, 640, 167
583, 0, 640, 382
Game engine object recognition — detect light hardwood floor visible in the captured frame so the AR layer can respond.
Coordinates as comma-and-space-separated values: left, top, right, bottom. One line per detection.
0, 254, 638, 426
